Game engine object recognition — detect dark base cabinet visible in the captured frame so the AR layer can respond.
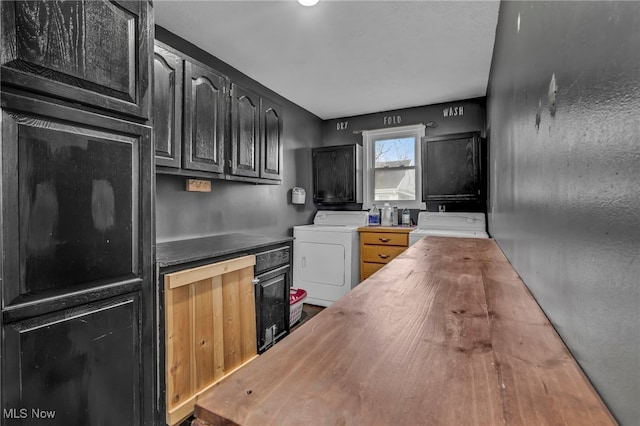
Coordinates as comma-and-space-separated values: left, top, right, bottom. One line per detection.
3, 295, 142, 426
254, 244, 291, 353
155, 236, 292, 424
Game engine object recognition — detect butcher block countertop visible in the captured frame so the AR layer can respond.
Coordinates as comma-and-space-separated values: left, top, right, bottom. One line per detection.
193, 237, 615, 426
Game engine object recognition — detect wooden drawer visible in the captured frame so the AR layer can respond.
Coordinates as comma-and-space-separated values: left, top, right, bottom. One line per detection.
361, 262, 385, 280
255, 246, 290, 274
361, 245, 407, 264
360, 232, 408, 246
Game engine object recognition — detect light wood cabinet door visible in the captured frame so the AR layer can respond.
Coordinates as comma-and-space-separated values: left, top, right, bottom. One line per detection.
164, 256, 258, 426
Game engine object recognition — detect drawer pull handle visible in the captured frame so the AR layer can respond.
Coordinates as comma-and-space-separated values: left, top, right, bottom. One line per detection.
378, 254, 389, 259
379, 238, 390, 242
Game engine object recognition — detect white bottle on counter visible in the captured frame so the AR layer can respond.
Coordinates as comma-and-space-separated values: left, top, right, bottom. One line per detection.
381, 203, 393, 226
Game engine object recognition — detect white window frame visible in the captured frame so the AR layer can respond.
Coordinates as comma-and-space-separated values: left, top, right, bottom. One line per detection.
362, 124, 426, 210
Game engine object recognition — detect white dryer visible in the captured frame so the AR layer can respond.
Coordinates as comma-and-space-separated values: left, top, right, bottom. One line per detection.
409, 212, 489, 246
293, 211, 368, 307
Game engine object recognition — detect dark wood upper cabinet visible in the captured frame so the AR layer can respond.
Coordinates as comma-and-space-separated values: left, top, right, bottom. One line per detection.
230, 85, 283, 182
182, 60, 228, 175
153, 44, 183, 168
0, 0, 151, 119
421, 132, 482, 203
260, 97, 283, 182
312, 144, 362, 204
230, 83, 261, 178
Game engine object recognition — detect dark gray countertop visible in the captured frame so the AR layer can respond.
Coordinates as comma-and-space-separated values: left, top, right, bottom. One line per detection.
156, 233, 293, 268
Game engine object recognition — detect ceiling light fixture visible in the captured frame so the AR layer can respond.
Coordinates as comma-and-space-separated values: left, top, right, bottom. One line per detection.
298, 0, 319, 6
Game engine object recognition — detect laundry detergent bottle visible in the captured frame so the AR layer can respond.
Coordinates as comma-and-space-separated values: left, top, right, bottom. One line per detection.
368, 204, 380, 226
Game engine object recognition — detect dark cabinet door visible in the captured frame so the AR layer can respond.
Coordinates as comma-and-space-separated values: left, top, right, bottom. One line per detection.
153, 43, 183, 168
421, 132, 481, 202
0, 0, 151, 119
3, 295, 143, 426
255, 265, 290, 353
230, 83, 260, 178
183, 60, 227, 175
260, 97, 283, 181
1, 94, 153, 425
312, 145, 358, 203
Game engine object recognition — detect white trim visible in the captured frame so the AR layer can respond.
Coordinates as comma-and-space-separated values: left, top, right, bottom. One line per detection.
362, 124, 426, 210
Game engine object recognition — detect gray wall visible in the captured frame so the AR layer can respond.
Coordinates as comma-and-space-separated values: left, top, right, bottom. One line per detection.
487, 2, 639, 424
322, 98, 486, 147
155, 28, 320, 242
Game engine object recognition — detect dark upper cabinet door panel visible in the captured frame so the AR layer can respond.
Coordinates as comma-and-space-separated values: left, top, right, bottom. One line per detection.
230, 83, 260, 178
0, 0, 151, 119
260, 97, 283, 181
2, 294, 142, 425
183, 60, 227, 175
153, 44, 183, 168
422, 132, 480, 202
312, 145, 357, 204
1, 94, 151, 311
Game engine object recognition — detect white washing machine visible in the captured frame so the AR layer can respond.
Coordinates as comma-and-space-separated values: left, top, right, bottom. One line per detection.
409, 212, 489, 245
293, 211, 368, 307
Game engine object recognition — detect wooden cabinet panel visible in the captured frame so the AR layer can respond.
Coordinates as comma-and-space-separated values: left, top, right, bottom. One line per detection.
2, 295, 142, 425
153, 44, 183, 168
361, 262, 385, 279
230, 84, 260, 178
361, 245, 406, 264
360, 232, 408, 247
422, 132, 481, 202
359, 227, 412, 281
164, 256, 257, 426
1, 0, 150, 118
183, 61, 227, 175
1, 95, 150, 310
260, 97, 283, 181
312, 144, 362, 204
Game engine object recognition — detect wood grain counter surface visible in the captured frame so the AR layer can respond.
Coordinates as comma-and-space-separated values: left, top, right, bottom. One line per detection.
193, 237, 615, 426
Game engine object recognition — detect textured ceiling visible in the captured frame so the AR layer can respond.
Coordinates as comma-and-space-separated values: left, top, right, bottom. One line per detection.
154, 0, 500, 120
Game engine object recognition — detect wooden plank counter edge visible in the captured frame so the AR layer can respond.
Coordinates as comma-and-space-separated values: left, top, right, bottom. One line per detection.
193, 237, 616, 426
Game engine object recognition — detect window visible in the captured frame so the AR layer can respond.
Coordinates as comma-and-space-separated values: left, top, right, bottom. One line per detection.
362, 124, 425, 209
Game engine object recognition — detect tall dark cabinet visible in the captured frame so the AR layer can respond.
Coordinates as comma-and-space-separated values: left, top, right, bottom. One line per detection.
1, 1, 154, 425
421, 132, 484, 211
312, 144, 362, 204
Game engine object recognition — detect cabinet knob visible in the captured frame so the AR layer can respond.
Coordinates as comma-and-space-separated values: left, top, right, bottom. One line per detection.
379, 238, 390, 243
378, 254, 389, 259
